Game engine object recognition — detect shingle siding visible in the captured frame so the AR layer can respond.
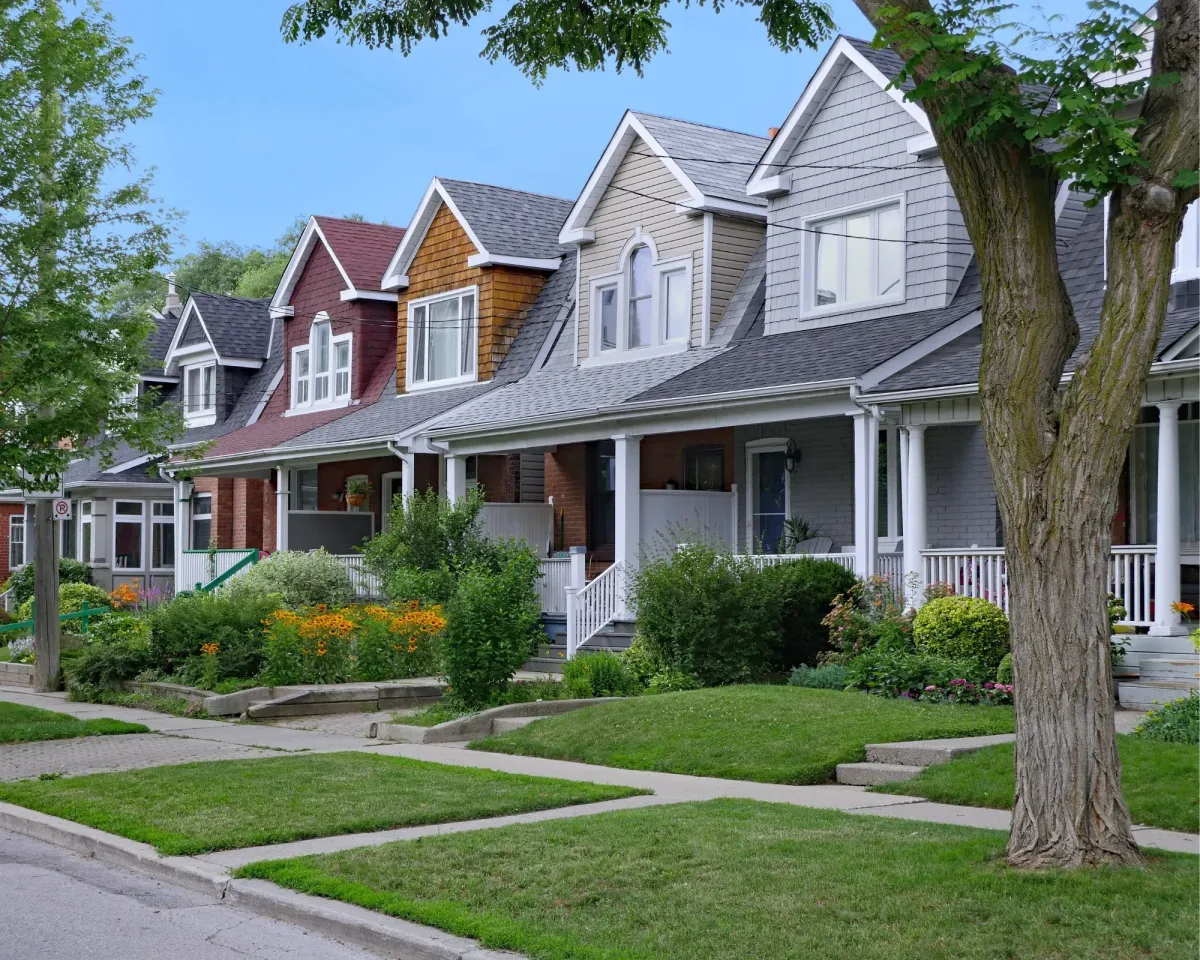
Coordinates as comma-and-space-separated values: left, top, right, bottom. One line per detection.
924, 423, 1000, 548
179, 314, 209, 348
709, 217, 766, 343
764, 63, 971, 335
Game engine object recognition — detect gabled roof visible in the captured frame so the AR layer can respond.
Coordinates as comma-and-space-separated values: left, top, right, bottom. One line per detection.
747, 36, 931, 198
559, 111, 769, 243
141, 312, 178, 378
383, 178, 572, 289
271, 215, 406, 312
163, 293, 272, 372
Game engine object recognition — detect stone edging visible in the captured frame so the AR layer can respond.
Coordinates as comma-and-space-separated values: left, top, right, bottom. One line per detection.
380, 697, 622, 743
0, 801, 522, 960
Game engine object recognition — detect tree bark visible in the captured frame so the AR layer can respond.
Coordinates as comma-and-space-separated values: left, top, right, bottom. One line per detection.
852, 0, 1198, 867
32, 498, 60, 692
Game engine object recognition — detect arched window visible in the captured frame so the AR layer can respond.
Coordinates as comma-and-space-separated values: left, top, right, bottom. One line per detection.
590, 232, 691, 359
628, 245, 653, 347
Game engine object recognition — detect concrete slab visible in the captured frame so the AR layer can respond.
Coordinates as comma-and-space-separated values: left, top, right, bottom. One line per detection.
380, 697, 616, 744
836, 762, 924, 785
865, 733, 1015, 767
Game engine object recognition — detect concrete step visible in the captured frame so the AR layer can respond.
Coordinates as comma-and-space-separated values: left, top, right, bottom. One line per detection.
522, 656, 564, 676
836, 762, 925, 786
1139, 657, 1200, 682
865, 734, 1015, 767
1118, 679, 1199, 711
492, 716, 541, 734
1123, 634, 1199, 657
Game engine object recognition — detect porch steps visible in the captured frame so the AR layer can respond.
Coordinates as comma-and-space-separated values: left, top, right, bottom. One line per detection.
1118, 679, 1199, 711
1138, 657, 1200, 683
835, 733, 1015, 787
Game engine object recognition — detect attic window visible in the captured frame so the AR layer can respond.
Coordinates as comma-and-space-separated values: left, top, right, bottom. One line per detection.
183, 362, 216, 425
407, 286, 477, 390
804, 198, 905, 315
291, 315, 352, 413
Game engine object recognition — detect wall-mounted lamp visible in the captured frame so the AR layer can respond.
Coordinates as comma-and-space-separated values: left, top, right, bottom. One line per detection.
784, 438, 798, 473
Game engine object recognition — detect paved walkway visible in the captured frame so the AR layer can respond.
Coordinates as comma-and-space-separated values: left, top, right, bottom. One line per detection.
1, 685, 1194, 857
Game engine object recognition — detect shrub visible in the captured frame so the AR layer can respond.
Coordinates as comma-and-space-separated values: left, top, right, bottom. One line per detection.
224, 550, 353, 610
15, 582, 112, 622
1134, 691, 1199, 744
145, 590, 278, 677
996, 652, 1013, 684
261, 609, 355, 685
760, 558, 857, 670
846, 645, 987, 699
620, 635, 663, 687
913, 596, 1010, 671
7, 557, 92, 607
822, 575, 913, 660
441, 543, 543, 709
348, 603, 445, 682
562, 651, 640, 699
64, 614, 151, 690
788, 663, 850, 690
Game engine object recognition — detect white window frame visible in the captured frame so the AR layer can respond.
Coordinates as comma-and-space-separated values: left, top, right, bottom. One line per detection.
585, 231, 692, 365
289, 313, 353, 413
182, 361, 217, 426
745, 438, 791, 556
405, 285, 479, 392
9, 514, 24, 569
151, 501, 175, 571
380, 470, 405, 531
112, 500, 145, 572
1172, 200, 1200, 283
191, 493, 212, 550
79, 500, 93, 564
801, 194, 907, 319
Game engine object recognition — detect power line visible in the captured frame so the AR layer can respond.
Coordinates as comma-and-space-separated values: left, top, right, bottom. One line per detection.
627, 149, 932, 174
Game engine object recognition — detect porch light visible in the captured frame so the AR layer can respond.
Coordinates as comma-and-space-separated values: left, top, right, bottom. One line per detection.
785, 439, 798, 473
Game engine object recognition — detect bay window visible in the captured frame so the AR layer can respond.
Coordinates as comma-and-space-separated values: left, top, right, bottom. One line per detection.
590, 233, 691, 360
152, 501, 174, 569
291, 316, 352, 411
407, 287, 477, 389
113, 501, 144, 570
806, 198, 904, 313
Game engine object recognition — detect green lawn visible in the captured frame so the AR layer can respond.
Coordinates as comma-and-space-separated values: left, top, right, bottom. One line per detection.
470, 686, 1015, 784
874, 735, 1199, 833
0, 701, 147, 744
241, 798, 1198, 960
0, 751, 645, 855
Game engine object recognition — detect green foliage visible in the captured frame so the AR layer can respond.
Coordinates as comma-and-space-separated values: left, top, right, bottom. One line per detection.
1134, 692, 1199, 745
996, 652, 1013, 684
7, 558, 93, 607
822, 575, 914, 660
441, 543, 543, 709
912, 596, 1010, 671
145, 591, 278, 678
761, 557, 857, 670
0, 0, 180, 490
224, 549, 354, 610
846, 645, 987, 699
65, 625, 152, 690
15, 582, 112, 622
788, 663, 850, 690
561, 652, 640, 699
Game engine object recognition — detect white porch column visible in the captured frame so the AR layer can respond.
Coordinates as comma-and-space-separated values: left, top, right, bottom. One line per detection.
1151, 401, 1182, 634
853, 412, 879, 578
275, 466, 290, 552
400, 452, 416, 503
445, 455, 468, 502
614, 434, 642, 614
174, 480, 192, 574
903, 425, 928, 606
886, 426, 901, 539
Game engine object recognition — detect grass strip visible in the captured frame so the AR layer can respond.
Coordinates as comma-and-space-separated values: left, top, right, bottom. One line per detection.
873, 734, 1199, 833
0, 702, 147, 744
0, 750, 646, 855
471, 686, 1015, 784
240, 798, 1198, 960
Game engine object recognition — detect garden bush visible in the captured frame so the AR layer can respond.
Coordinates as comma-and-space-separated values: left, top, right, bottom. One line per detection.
760, 558, 857, 670
145, 590, 279, 678
224, 549, 353, 610
996, 652, 1013, 684
441, 543, 543, 709
822, 575, 914, 660
64, 614, 152, 690
15, 582, 113, 623
6, 557, 92, 607
912, 595, 1010, 672
846, 644, 988, 699
562, 651, 640, 699
344, 603, 444, 682
1134, 691, 1199, 744
788, 663, 850, 690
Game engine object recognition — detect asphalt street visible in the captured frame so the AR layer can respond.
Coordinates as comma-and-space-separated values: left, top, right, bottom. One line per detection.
0, 828, 383, 960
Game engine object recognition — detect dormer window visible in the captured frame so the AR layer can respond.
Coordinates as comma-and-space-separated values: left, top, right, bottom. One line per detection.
406, 287, 478, 390
291, 315, 352, 412
804, 198, 905, 315
183, 362, 216, 426
1173, 201, 1199, 283
589, 231, 691, 363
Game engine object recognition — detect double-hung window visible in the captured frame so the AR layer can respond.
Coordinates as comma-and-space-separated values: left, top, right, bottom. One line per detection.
183, 362, 216, 423
1173, 201, 1199, 283
113, 501, 144, 570
591, 236, 691, 360
807, 199, 904, 313
152, 501, 174, 570
291, 317, 352, 411
407, 287, 477, 390
191, 493, 212, 550
9, 514, 24, 569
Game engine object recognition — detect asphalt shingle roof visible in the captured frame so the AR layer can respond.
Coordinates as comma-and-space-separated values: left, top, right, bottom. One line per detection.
141, 312, 176, 376
633, 112, 770, 207
189, 293, 272, 360
438, 179, 573, 261
314, 216, 407, 291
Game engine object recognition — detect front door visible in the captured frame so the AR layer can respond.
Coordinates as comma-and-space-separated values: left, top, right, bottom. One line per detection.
587, 440, 616, 561
381, 471, 404, 530
753, 450, 787, 554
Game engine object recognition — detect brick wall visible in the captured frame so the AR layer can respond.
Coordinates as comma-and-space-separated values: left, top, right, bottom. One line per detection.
925, 423, 1000, 548
415, 453, 440, 494
476, 454, 522, 503
545, 444, 588, 552
262, 475, 277, 552
193, 477, 234, 550
640, 429, 734, 490
231, 478, 266, 550
316, 456, 400, 533
0, 503, 24, 572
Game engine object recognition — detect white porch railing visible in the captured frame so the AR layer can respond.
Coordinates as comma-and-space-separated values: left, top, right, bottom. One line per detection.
567, 560, 623, 658
876, 552, 905, 582
922, 548, 1008, 613
180, 549, 257, 591
738, 552, 857, 572
1109, 546, 1155, 627
333, 555, 383, 600
538, 558, 571, 616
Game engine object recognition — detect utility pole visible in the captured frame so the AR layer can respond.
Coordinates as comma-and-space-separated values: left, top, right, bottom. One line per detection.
32, 498, 60, 691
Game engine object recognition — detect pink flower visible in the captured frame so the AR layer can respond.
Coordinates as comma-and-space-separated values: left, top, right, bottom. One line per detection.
924, 684, 937, 691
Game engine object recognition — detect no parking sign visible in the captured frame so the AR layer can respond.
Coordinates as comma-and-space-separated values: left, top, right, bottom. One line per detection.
52, 499, 71, 520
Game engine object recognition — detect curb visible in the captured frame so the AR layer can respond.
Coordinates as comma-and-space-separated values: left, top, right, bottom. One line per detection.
0, 802, 525, 959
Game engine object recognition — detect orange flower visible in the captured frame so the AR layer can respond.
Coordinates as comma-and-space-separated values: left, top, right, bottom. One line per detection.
200, 642, 220, 657
1171, 601, 1195, 615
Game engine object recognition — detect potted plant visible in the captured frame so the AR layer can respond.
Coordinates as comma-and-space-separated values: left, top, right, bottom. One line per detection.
345, 477, 373, 509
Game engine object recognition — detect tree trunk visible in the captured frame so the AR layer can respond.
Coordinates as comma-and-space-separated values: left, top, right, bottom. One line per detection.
852, 0, 1198, 867
32, 498, 60, 692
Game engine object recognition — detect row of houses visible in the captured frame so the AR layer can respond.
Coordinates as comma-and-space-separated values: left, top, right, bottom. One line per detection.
9, 36, 1198, 674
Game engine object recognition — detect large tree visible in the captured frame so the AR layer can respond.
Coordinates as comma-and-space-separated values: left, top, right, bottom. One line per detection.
282, 0, 1197, 868
0, 0, 179, 490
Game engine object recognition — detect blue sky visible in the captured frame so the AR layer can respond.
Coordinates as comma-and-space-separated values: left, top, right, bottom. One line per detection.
103, 0, 1087, 255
